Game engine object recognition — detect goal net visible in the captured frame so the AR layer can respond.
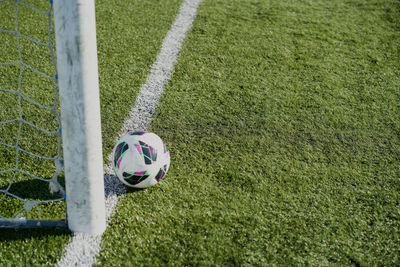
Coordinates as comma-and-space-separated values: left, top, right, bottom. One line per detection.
0, 0, 106, 234
0, 0, 66, 227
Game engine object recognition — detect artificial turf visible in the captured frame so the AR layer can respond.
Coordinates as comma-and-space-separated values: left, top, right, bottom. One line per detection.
96, 0, 399, 265
0, 0, 399, 265
0, 0, 184, 265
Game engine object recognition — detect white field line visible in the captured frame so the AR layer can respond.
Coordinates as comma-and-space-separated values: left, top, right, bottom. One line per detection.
57, 0, 203, 266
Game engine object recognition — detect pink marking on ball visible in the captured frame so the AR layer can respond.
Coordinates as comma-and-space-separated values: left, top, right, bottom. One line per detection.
135, 144, 143, 155
117, 157, 123, 168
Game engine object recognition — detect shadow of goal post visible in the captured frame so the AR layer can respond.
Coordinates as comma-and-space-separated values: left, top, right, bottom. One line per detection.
53, 0, 106, 234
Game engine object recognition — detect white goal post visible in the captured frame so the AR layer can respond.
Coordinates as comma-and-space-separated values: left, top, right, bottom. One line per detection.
54, 0, 106, 234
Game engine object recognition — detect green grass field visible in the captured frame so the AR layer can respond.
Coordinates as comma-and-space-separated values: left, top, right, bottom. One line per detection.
1, 0, 400, 265
0, 0, 64, 222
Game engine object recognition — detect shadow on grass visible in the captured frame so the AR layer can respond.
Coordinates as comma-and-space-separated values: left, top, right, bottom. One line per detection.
0, 174, 138, 240
1, 176, 67, 240
104, 173, 145, 196
0, 176, 66, 223
0, 176, 65, 201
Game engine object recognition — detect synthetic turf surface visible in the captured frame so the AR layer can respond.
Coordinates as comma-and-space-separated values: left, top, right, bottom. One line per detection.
0, 0, 184, 265
97, 0, 399, 265
0, 0, 399, 265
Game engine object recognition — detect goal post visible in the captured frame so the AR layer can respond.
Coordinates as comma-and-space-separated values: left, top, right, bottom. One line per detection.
54, 0, 106, 234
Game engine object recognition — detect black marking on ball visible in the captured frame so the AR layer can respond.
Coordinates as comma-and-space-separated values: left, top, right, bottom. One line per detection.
123, 172, 150, 186
155, 169, 164, 182
155, 164, 168, 182
114, 142, 129, 168
139, 141, 157, 164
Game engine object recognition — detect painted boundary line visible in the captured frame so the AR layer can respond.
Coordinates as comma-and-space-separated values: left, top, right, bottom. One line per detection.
57, 0, 203, 266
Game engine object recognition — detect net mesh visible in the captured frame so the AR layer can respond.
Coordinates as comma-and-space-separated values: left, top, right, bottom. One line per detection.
0, 0, 65, 221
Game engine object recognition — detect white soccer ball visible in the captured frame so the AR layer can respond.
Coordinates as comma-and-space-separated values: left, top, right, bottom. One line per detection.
112, 131, 170, 188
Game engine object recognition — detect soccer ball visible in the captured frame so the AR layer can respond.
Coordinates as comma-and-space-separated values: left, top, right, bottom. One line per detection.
112, 131, 170, 188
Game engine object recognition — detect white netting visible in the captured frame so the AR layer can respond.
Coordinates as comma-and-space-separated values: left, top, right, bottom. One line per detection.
0, 0, 65, 221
